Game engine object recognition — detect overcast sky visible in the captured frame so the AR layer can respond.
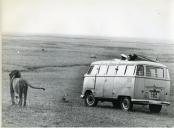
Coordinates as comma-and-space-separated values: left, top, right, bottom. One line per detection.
2, 0, 174, 41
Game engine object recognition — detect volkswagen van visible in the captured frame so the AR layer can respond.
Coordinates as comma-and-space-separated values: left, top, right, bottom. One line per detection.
80, 54, 170, 113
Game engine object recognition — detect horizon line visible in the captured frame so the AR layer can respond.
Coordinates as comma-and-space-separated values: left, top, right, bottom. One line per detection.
2, 32, 174, 44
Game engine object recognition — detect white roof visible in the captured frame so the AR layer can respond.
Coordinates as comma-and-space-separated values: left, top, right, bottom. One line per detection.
91, 58, 167, 68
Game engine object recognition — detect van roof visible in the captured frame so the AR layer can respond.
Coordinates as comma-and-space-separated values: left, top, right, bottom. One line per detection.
91, 58, 167, 68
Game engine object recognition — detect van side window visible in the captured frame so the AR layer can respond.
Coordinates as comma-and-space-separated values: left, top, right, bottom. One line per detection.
136, 65, 144, 76
116, 65, 126, 76
156, 68, 164, 78
146, 66, 155, 77
98, 65, 108, 75
90, 65, 100, 75
166, 68, 170, 79
107, 65, 118, 76
125, 65, 135, 76
146, 66, 164, 78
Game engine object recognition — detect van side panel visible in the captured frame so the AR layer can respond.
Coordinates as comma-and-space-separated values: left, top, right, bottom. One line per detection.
134, 77, 145, 99
104, 77, 114, 98
165, 81, 170, 101
95, 76, 106, 97
83, 76, 95, 92
113, 77, 135, 98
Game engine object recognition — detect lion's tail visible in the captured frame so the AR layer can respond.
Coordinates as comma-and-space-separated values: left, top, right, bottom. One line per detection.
28, 84, 45, 91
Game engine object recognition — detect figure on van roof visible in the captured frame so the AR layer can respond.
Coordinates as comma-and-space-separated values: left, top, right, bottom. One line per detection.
121, 54, 138, 61
128, 54, 138, 61
121, 54, 158, 62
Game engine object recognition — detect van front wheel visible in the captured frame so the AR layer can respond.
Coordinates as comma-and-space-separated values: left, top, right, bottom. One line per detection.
149, 104, 162, 113
120, 97, 133, 111
84, 92, 98, 107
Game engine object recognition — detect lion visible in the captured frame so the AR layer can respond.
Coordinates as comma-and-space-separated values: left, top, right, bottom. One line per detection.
9, 70, 45, 106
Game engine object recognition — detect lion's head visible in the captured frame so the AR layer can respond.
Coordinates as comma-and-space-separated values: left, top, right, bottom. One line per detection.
9, 70, 21, 79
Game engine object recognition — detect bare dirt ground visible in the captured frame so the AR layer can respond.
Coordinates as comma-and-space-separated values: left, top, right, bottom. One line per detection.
2, 35, 174, 127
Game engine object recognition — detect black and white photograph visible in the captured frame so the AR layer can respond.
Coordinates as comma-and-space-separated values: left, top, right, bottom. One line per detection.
1, 0, 174, 127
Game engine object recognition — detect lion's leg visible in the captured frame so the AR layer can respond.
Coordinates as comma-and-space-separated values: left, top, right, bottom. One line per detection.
18, 90, 23, 106
23, 87, 28, 106
10, 91, 15, 105
10, 82, 15, 105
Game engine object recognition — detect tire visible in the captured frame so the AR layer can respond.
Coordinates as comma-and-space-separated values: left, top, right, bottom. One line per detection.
149, 104, 162, 113
120, 97, 133, 111
84, 92, 98, 107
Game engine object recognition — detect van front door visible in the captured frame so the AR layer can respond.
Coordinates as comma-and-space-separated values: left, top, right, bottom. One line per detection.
95, 65, 108, 97
134, 65, 145, 99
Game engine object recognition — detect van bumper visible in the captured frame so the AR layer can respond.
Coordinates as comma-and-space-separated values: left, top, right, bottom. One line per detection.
80, 94, 85, 99
131, 99, 170, 105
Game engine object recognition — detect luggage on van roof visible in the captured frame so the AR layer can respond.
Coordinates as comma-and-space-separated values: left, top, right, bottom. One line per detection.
92, 54, 165, 68
121, 54, 158, 62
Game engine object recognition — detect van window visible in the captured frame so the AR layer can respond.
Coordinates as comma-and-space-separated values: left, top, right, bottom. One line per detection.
156, 68, 164, 78
146, 66, 156, 77
98, 65, 108, 75
146, 66, 164, 78
125, 65, 135, 76
107, 65, 118, 76
90, 65, 100, 75
166, 68, 170, 79
136, 65, 144, 76
116, 65, 126, 76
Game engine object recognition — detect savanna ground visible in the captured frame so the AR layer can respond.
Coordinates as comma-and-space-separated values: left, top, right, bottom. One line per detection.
2, 34, 174, 127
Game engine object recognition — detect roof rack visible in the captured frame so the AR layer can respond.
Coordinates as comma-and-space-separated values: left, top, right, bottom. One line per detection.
121, 54, 158, 62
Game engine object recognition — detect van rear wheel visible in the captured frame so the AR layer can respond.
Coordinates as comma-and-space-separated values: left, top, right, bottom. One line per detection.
84, 92, 98, 107
120, 97, 133, 111
149, 104, 162, 113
